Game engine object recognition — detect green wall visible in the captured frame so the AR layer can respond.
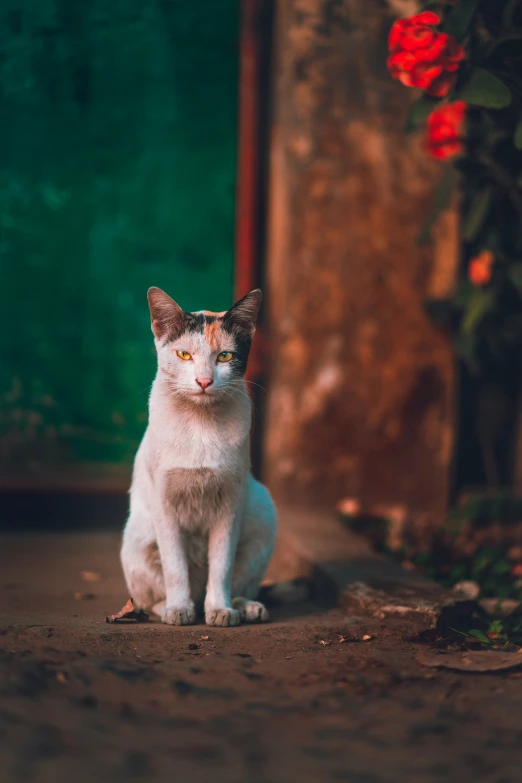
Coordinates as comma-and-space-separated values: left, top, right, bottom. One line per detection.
0, 0, 239, 477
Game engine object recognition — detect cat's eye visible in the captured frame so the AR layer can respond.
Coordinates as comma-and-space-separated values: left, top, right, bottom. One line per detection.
217, 351, 233, 363
176, 350, 192, 361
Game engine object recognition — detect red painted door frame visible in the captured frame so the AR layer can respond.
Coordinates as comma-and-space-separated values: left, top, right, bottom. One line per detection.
235, 0, 272, 381
235, 0, 264, 301
234, 0, 273, 474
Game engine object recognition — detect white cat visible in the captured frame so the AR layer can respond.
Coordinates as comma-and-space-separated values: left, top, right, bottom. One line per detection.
121, 286, 276, 626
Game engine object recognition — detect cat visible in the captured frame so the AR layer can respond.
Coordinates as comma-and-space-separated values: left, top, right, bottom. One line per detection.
120, 286, 277, 626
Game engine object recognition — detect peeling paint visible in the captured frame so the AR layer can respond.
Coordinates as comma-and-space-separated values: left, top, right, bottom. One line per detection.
301, 361, 344, 421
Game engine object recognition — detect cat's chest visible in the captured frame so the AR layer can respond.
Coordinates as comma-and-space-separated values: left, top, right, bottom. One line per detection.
164, 467, 236, 529
155, 419, 247, 471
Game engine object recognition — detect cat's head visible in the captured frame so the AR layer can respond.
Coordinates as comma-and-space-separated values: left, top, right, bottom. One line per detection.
147, 286, 262, 403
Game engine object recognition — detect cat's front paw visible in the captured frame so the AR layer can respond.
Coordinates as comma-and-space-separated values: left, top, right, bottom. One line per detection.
232, 598, 270, 623
162, 604, 196, 626
205, 607, 241, 627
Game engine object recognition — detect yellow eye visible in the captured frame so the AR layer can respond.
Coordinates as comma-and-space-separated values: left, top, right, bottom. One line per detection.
176, 350, 192, 361
217, 351, 233, 363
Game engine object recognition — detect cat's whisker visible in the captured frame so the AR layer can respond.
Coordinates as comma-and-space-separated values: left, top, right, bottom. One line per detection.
227, 387, 254, 405
243, 380, 267, 393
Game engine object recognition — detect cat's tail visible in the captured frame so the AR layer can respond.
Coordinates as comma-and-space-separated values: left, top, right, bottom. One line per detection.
258, 577, 312, 606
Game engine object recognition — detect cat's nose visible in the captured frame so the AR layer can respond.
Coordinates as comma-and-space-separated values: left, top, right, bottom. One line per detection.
196, 377, 213, 390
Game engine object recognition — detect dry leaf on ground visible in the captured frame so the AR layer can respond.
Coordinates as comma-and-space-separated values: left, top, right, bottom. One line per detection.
417, 649, 522, 673
336, 497, 361, 516
106, 598, 149, 624
80, 571, 101, 582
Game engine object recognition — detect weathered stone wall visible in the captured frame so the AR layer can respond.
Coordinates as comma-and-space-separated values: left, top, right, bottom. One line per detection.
263, 0, 459, 514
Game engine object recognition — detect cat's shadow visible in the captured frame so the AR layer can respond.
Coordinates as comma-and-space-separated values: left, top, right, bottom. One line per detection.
266, 599, 333, 623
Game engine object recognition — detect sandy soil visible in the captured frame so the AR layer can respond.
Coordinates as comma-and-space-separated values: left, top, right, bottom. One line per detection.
1, 532, 522, 783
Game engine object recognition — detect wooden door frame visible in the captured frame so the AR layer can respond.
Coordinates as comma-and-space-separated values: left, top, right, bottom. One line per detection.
234, 0, 274, 474
235, 0, 271, 301
235, 0, 273, 363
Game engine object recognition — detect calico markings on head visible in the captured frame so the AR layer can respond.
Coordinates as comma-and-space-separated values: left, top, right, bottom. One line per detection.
147, 287, 262, 403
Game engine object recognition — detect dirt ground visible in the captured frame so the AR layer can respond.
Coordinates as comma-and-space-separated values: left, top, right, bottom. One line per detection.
1, 532, 522, 783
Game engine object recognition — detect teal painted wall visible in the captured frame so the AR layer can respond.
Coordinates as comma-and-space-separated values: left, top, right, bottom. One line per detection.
0, 0, 239, 477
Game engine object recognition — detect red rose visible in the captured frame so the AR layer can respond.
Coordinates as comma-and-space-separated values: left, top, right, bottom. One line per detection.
425, 100, 467, 160
388, 11, 465, 97
469, 250, 494, 287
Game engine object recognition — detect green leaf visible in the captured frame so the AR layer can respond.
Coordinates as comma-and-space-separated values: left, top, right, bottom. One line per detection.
449, 628, 492, 646
417, 167, 458, 245
468, 629, 492, 645
461, 288, 495, 334
459, 69, 512, 109
404, 96, 439, 134
455, 332, 478, 372
515, 116, 522, 150
489, 619, 505, 635
443, 0, 481, 41
454, 279, 475, 307
508, 265, 522, 292
462, 187, 493, 242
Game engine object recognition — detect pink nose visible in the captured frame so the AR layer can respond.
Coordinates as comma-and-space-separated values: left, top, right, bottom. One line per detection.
196, 377, 213, 390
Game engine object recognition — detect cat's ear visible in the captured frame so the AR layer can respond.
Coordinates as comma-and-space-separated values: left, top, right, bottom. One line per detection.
147, 287, 185, 341
223, 289, 262, 336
